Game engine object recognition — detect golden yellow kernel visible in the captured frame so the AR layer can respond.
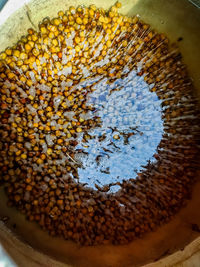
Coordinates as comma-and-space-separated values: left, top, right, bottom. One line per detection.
28, 95, 34, 101
6, 97, 12, 104
55, 61, 62, 70
49, 25, 57, 32
76, 127, 82, 133
89, 9, 94, 17
13, 50, 20, 58
32, 34, 38, 42
106, 28, 112, 35
53, 18, 61, 26
45, 125, 51, 131
83, 17, 88, 25
80, 57, 86, 64
40, 27, 47, 34
67, 95, 74, 101
38, 110, 44, 116
75, 36, 80, 44
20, 76, 26, 83
25, 43, 31, 52
67, 133, 72, 138
19, 108, 24, 113
56, 111, 62, 117
69, 6, 76, 14
26, 79, 33, 87
15, 150, 22, 156
121, 26, 126, 31
88, 37, 94, 44
58, 10, 64, 17
47, 148, 53, 155
11, 122, 17, 127
122, 40, 128, 47
29, 41, 34, 48
8, 72, 15, 79
16, 60, 23, 66
109, 11, 115, 18
75, 45, 81, 53
36, 158, 43, 164
46, 106, 52, 112
111, 5, 118, 13
52, 39, 58, 46
115, 1, 122, 8
76, 17, 82, 25
58, 119, 64, 125
33, 122, 38, 127
46, 111, 53, 117
32, 103, 38, 109
21, 154, 27, 159
48, 32, 54, 39
5, 48, 12, 56
21, 65, 28, 72
106, 40, 112, 47
57, 138, 63, 144
44, 52, 50, 59
79, 31, 85, 38
41, 154, 46, 160
99, 15, 104, 23
9, 62, 15, 68
53, 68, 58, 74
32, 48, 39, 57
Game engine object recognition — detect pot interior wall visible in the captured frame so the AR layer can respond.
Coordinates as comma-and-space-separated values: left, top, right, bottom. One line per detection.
0, 0, 200, 266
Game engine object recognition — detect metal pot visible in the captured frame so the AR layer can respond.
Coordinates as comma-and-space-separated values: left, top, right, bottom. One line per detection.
0, 0, 200, 266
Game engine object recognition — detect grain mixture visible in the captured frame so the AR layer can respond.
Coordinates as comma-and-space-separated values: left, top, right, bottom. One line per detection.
0, 2, 199, 245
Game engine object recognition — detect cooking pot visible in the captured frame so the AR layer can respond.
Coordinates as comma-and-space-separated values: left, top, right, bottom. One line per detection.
0, 0, 200, 266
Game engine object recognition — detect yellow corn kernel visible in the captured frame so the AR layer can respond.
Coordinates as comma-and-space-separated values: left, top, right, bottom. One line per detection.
122, 40, 128, 47
76, 127, 82, 133
32, 34, 38, 42
47, 148, 53, 155
116, 1, 122, 8
13, 50, 20, 58
106, 40, 112, 47
8, 72, 15, 79
75, 36, 80, 44
53, 18, 61, 26
36, 158, 43, 164
26, 79, 33, 87
83, 17, 88, 25
58, 10, 64, 17
52, 39, 58, 46
75, 45, 81, 53
25, 43, 32, 51
21, 154, 27, 159
68, 95, 74, 101
5, 48, 12, 56
76, 17, 82, 25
